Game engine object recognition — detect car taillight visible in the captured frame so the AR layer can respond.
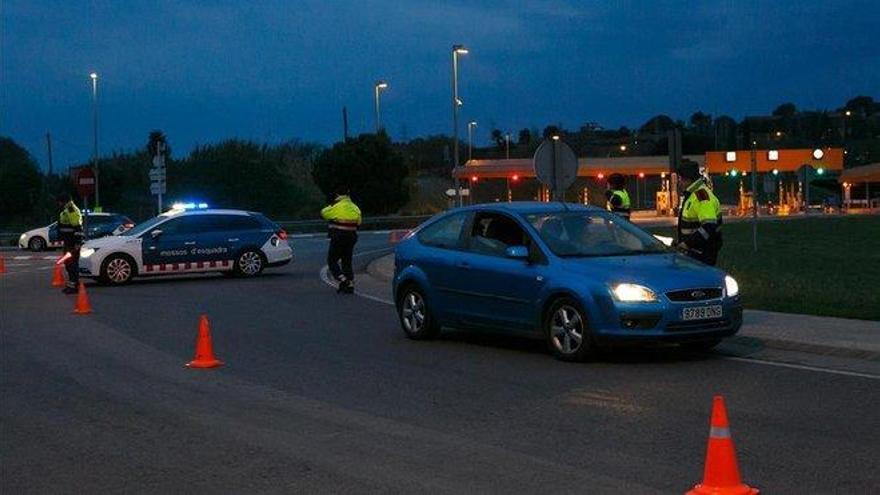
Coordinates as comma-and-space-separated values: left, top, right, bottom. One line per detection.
276, 229, 288, 240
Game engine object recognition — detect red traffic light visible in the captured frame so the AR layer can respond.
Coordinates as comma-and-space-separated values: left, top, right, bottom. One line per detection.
511, 174, 519, 182
638, 172, 645, 179
597, 173, 605, 180
470, 176, 478, 183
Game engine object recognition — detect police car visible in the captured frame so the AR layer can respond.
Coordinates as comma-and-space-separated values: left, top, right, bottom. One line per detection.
18, 212, 135, 251
78, 204, 292, 285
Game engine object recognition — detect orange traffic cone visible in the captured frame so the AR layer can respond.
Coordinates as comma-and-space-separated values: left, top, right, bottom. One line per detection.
687, 396, 759, 495
186, 315, 223, 369
0, 255, 6, 274
73, 282, 93, 314
52, 264, 65, 287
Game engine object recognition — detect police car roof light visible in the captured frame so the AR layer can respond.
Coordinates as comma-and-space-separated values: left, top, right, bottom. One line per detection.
171, 202, 210, 210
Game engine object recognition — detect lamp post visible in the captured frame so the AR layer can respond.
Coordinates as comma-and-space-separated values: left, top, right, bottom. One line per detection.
90, 72, 100, 209
843, 110, 851, 163
467, 121, 477, 161
451, 44, 468, 206
374, 80, 388, 133
505, 133, 510, 159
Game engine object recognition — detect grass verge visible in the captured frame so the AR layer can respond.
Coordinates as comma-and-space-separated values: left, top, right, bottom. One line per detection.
650, 215, 880, 320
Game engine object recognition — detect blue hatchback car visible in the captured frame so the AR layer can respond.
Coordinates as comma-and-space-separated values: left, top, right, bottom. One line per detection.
392, 202, 742, 361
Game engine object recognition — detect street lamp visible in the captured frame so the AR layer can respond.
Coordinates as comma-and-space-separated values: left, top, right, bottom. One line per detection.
90, 72, 100, 209
467, 121, 477, 161
619, 144, 627, 152
374, 80, 388, 133
451, 44, 469, 206
505, 133, 511, 159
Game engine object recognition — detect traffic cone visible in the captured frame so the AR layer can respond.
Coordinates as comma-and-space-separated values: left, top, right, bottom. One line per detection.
52, 264, 65, 287
186, 315, 223, 369
73, 282, 93, 315
0, 255, 6, 274
687, 396, 759, 495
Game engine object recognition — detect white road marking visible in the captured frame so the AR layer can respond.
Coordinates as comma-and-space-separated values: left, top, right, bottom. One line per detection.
720, 355, 880, 380
318, 246, 395, 305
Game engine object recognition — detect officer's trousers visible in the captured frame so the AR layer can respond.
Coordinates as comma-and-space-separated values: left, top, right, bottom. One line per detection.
63, 240, 80, 288
327, 230, 358, 283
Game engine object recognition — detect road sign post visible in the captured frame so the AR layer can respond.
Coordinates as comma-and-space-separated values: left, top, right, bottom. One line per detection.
533, 137, 578, 202
150, 142, 167, 214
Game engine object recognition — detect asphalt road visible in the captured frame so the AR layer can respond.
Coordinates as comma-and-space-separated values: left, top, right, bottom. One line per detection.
2, 233, 879, 494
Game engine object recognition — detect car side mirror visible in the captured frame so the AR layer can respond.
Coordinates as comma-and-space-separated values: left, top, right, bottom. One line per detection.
150, 229, 163, 239
505, 245, 529, 260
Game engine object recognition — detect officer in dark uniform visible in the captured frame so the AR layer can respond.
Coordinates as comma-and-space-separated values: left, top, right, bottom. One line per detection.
57, 193, 84, 293
676, 161, 723, 266
604, 173, 632, 220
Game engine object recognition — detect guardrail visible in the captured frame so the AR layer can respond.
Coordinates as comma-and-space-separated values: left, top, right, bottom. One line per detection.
277, 215, 432, 234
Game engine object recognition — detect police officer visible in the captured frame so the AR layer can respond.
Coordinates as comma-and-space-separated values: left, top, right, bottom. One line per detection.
605, 173, 631, 220
676, 161, 723, 266
321, 186, 362, 294
57, 193, 84, 293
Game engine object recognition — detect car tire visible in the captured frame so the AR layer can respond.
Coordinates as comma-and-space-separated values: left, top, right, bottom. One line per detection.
28, 237, 46, 252
680, 338, 723, 352
234, 249, 265, 277
544, 297, 594, 362
100, 254, 136, 285
397, 285, 439, 340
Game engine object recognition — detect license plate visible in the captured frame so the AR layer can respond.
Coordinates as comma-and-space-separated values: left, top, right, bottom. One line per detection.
682, 305, 723, 321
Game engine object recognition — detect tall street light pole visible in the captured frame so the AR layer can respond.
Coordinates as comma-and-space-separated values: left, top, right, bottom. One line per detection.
467, 121, 477, 161
90, 72, 100, 209
374, 80, 388, 133
505, 133, 510, 159
451, 44, 468, 207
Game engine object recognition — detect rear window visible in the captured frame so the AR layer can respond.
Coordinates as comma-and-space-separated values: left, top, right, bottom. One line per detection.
216, 215, 263, 231
417, 212, 466, 249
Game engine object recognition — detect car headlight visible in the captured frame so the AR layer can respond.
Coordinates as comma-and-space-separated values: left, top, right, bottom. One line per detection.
80, 247, 97, 258
611, 283, 657, 302
20, 233, 27, 241
725, 275, 739, 298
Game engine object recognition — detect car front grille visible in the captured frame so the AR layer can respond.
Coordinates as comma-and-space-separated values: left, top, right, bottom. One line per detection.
666, 318, 731, 332
665, 287, 723, 302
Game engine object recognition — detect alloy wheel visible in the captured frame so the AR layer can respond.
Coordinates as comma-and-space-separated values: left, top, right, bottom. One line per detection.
106, 258, 132, 283
238, 251, 262, 276
401, 292, 426, 333
550, 305, 584, 354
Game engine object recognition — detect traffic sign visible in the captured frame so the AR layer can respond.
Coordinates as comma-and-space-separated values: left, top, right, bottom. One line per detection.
533, 138, 578, 200
149, 168, 166, 181
76, 167, 96, 197
150, 182, 166, 195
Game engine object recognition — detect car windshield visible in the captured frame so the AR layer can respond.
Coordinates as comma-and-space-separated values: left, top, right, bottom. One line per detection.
119, 215, 169, 237
525, 210, 668, 257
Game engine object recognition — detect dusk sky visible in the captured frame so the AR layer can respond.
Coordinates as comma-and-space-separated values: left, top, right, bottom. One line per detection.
3, 0, 878, 170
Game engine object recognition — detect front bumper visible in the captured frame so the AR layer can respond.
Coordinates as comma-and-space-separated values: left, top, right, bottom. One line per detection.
591, 297, 744, 346
78, 253, 100, 277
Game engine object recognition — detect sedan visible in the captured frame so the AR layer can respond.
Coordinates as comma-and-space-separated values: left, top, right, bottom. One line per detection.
392, 202, 742, 361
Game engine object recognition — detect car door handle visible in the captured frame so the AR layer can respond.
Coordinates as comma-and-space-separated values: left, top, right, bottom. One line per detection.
227, 238, 239, 242
184, 241, 196, 246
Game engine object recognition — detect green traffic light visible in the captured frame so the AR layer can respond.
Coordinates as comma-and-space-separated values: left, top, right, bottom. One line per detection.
817, 168, 825, 175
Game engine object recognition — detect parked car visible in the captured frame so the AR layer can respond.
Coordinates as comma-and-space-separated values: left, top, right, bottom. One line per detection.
78, 204, 292, 285
18, 212, 135, 251
392, 202, 742, 361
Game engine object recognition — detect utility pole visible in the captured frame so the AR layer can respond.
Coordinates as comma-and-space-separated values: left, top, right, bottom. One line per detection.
750, 141, 758, 252
342, 106, 349, 142
46, 132, 54, 176
90, 73, 100, 209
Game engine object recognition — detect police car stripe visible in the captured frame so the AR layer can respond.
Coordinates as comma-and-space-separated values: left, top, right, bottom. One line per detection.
143, 260, 233, 273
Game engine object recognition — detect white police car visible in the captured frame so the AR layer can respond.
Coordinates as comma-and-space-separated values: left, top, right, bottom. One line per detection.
78, 204, 292, 285
18, 212, 135, 251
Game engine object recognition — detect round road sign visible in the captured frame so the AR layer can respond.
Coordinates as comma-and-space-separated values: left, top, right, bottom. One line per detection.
533, 138, 578, 198
76, 168, 96, 197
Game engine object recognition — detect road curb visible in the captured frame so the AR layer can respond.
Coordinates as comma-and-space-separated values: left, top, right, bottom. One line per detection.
363, 253, 880, 360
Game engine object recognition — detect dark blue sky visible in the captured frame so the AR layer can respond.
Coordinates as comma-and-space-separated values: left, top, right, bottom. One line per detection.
3, 0, 878, 170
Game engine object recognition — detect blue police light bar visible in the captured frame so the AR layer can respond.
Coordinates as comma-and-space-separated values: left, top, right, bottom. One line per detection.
171, 202, 210, 210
